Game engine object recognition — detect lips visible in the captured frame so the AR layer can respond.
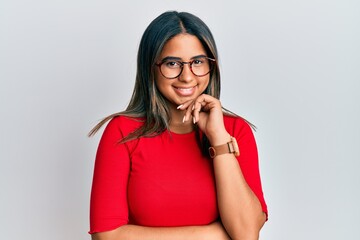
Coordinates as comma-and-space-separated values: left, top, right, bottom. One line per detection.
173, 85, 197, 96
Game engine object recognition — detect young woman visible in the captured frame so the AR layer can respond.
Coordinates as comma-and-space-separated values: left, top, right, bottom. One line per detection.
89, 11, 268, 240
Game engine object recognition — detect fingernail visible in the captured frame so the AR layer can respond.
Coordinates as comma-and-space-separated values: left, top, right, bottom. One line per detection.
177, 105, 183, 109
191, 105, 195, 110
193, 117, 196, 124
182, 116, 186, 123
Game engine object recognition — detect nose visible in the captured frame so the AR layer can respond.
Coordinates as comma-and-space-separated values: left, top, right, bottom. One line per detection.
178, 63, 193, 82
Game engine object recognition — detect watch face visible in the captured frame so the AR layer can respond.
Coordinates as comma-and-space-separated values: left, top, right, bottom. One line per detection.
209, 147, 216, 158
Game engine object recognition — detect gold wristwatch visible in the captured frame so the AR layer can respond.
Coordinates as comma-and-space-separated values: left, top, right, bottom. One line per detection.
209, 136, 240, 158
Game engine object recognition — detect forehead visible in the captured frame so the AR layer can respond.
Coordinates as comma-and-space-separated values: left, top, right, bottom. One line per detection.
160, 34, 206, 59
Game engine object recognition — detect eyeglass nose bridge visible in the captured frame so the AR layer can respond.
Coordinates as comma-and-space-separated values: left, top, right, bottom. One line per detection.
177, 61, 194, 77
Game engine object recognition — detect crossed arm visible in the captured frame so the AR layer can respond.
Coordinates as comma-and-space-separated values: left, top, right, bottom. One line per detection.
92, 151, 265, 240
91, 221, 230, 240
92, 154, 266, 240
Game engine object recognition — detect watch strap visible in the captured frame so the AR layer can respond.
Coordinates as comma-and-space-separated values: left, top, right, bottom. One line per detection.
209, 136, 240, 158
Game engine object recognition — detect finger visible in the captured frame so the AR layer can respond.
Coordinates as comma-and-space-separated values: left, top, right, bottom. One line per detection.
176, 99, 193, 111
176, 100, 194, 122
183, 102, 193, 122
192, 99, 206, 123
177, 94, 212, 111
177, 94, 218, 123
198, 95, 222, 112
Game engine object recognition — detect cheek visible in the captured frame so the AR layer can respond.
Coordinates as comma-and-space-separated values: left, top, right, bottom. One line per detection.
154, 71, 163, 90
154, 76, 170, 97
199, 77, 210, 92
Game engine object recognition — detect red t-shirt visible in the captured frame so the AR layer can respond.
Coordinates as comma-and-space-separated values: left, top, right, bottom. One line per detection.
89, 115, 267, 234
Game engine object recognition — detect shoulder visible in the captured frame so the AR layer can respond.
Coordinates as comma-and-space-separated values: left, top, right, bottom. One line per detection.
104, 115, 144, 138
224, 114, 252, 133
109, 115, 144, 128
223, 114, 256, 144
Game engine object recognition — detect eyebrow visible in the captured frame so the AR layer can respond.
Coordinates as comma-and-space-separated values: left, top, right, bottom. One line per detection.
160, 54, 208, 62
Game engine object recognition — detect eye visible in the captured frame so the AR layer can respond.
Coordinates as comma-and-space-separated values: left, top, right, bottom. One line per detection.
192, 58, 205, 66
164, 61, 181, 68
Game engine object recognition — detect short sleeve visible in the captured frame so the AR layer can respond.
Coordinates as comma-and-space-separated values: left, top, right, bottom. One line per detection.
229, 118, 268, 218
89, 118, 131, 234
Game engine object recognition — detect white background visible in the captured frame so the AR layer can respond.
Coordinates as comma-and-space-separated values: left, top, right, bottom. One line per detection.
1, 0, 359, 239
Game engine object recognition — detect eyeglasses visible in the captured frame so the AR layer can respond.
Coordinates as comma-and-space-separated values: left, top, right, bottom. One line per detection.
156, 56, 216, 79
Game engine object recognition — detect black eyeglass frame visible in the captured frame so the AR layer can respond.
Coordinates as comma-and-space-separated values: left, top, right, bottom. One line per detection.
155, 57, 216, 79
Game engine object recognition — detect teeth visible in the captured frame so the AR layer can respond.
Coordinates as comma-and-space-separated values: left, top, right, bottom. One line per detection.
177, 87, 193, 93
174, 86, 196, 95
177, 87, 193, 90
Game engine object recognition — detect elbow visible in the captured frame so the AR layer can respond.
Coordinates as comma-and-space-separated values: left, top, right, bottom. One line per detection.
91, 226, 126, 240
91, 232, 113, 240
254, 210, 267, 230
228, 211, 267, 240
91, 233, 104, 240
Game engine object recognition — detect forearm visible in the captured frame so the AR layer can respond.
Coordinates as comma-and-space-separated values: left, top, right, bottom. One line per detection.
179, 95, 267, 239
213, 153, 266, 240
91, 221, 230, 240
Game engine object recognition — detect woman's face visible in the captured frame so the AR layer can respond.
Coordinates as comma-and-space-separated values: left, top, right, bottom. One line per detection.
155, 33, 210, 108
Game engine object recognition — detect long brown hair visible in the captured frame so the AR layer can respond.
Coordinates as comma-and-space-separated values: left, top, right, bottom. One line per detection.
89, 11, 222, 140
88, 11, 254, 157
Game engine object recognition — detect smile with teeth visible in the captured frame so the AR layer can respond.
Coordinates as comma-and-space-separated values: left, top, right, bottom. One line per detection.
174, 85, 197, 96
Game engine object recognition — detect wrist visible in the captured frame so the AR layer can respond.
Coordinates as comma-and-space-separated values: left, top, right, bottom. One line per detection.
208, 135, 240, 158
207, 130, 229, 146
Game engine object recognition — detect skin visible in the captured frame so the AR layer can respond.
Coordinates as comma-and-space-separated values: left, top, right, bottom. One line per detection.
92, 33, 266, 240
155, 34, 211, 134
